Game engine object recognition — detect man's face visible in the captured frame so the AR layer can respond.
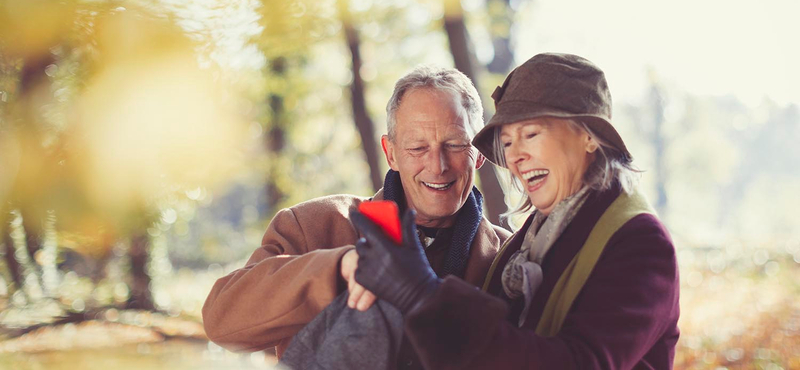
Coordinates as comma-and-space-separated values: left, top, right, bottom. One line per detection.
382, 88, 485, 228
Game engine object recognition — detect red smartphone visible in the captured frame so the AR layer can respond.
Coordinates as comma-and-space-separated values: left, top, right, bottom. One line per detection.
357, 200, 402, 244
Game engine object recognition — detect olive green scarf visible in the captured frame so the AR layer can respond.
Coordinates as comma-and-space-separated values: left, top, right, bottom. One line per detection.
535, 188, 654, 336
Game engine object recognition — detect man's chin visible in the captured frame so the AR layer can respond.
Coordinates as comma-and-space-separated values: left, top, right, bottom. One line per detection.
415, 205, 462, 226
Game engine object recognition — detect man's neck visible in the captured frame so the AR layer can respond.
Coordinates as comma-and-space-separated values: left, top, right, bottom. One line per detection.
417, 224, 447, 238
415, 215, 456, 228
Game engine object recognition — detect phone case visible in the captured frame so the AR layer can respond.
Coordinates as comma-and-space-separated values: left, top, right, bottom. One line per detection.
357, 200, 402, 244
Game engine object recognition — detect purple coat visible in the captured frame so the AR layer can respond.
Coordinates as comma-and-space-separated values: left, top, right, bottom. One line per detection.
404, 185, 680, 369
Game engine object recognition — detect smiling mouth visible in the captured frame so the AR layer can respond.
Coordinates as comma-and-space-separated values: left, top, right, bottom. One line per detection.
521, 169, 549, 187
423, 181, 455, 191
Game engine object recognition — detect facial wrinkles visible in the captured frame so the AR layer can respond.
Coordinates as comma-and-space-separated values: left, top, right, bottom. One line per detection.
406, 124, 470, 172
501, 119, 589, 213
412, 112, 467, 142
501, 121, 544, 175
389, 88, 475, 228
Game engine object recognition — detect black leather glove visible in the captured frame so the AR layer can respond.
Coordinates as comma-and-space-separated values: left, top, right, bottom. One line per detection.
350, 208, 441, 315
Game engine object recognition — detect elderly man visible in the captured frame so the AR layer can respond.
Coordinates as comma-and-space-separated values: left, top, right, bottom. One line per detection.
202, 66, 511, 368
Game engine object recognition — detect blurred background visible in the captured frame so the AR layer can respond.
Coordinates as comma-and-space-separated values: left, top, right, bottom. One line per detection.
0, 0, 798, 369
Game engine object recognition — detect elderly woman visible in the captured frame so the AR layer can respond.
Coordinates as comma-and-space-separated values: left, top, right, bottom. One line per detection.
351, 53, 680, 369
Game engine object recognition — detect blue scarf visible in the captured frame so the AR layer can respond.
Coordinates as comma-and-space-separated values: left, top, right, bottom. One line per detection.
381, 170, 484, 279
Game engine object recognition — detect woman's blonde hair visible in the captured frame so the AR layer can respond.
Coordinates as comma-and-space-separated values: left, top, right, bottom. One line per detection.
492, 118, 640, 223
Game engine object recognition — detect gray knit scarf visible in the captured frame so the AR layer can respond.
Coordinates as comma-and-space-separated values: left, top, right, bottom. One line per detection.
501, 186, 590, 327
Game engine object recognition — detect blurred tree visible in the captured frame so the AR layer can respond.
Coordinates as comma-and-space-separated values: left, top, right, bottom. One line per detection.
0, 0, 76, 299
0, 1, 249, 321
9, 53, 58, 295
442, 0, 506, 227
1, 226, 22, 296
339, 0, 383, 192
647, 74, 668, 216
265, 56, 290, 208
127, 231, 154, 310
485, 0, 515, 74
254, 0, 336, 212
720, 100, 800, 238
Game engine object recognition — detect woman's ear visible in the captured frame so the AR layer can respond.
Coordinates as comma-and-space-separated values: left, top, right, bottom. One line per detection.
586, 136, 599, 153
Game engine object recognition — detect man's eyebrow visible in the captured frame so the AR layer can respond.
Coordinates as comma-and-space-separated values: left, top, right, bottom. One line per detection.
445, 139, 471, 144
443, 129, 472, 140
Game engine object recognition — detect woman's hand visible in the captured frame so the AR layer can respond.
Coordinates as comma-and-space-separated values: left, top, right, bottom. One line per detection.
350, 209, 440, 314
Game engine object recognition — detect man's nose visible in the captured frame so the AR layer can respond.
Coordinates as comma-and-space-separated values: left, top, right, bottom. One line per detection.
427, 147, 448, 175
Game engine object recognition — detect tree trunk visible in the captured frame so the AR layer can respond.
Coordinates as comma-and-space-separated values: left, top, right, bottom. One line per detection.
126, 232, 154, 310
485, 0, 515, 74
265, 57, 288, 208
21, 216, 42, 266
2, 224, 23, 293
20, 208, 45, 270
442, 0, 507, 228
20, 210, 43, 263
90, 249, 113, 284
13, 54, 55, 289
19, 210, 45, 297
339, 0, 383, 192
649, 85, 668, 216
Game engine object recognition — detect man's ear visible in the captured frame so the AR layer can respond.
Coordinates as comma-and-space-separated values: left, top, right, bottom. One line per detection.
475, 151, 486, 169
381, 135, 400, 171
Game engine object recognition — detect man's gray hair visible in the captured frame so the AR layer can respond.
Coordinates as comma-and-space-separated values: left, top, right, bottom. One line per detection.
493, 118, 640, 221
386, 65, 483, 141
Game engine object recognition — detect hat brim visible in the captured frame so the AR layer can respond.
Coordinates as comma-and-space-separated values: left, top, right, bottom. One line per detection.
472, 109, 632, 167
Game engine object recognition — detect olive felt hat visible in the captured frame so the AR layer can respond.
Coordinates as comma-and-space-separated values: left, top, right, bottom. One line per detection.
472, 52, 632, 166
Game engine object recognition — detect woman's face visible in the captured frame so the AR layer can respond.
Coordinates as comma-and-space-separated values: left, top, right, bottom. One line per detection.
499, 117, 596, 215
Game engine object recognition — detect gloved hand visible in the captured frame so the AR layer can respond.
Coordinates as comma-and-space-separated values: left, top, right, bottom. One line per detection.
350, 208, 441, 315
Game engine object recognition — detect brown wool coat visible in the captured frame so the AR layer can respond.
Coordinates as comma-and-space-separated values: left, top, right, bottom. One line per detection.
202, 189, 511, 357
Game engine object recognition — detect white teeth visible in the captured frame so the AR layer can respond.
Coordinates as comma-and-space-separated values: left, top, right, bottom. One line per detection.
521, 169, 549, 181
423, 182, 452, 190
528, 176, 545, 186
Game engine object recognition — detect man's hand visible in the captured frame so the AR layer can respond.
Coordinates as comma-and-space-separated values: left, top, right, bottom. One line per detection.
340, 249, 377, 311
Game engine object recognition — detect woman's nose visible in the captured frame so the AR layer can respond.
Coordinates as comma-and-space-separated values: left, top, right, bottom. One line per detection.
506, 141, 526, 165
